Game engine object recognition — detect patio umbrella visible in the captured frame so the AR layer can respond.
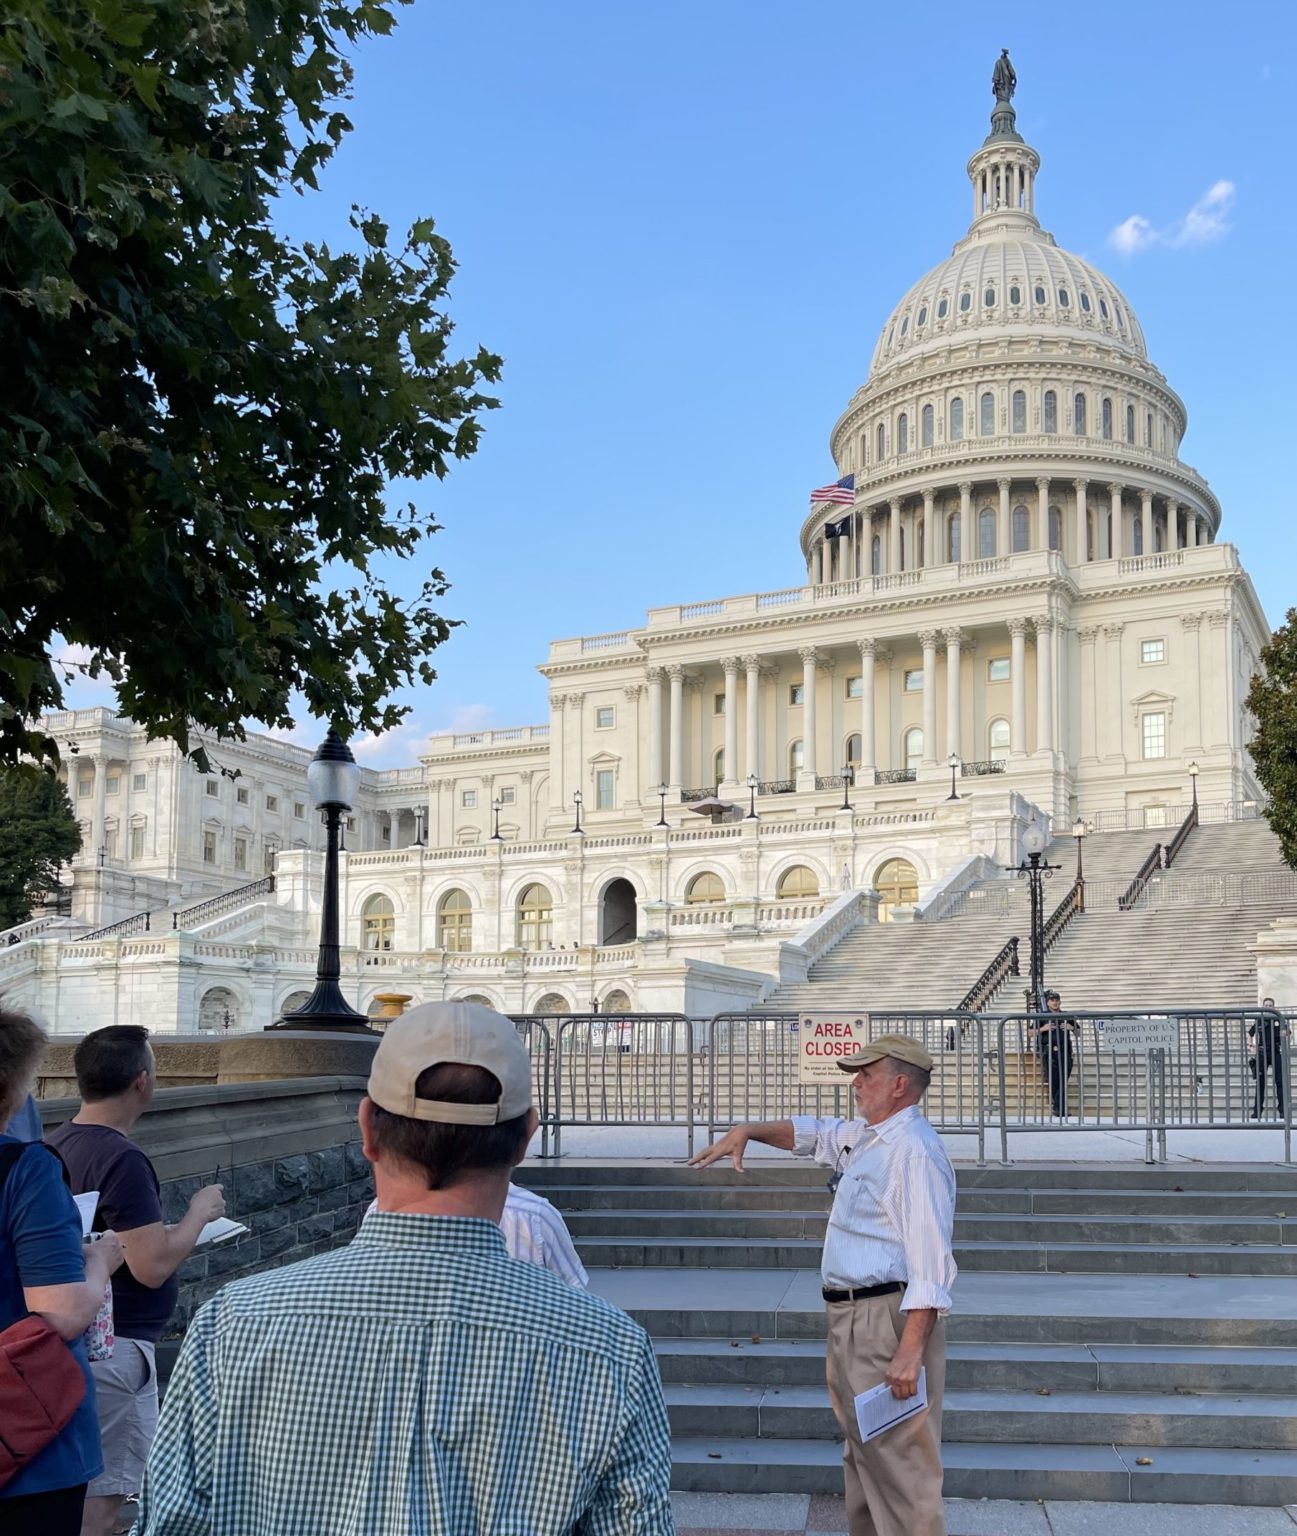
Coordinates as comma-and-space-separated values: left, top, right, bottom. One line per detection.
686, 796, 738, 822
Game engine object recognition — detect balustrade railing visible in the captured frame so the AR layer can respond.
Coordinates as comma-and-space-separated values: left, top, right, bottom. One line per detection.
958, 936, 1019, 1012
680, 786, 718, 804
815, 774, 851, 791
74, 911, 156, 942
875, 767, 917, 785
960, 759, 1006, 778
757, 778, 795, 796
172, 875, 276, 931
1118, 845, 1163, 910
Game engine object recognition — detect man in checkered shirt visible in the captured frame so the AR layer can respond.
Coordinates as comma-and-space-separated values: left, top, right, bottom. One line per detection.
133, 1002, 674, 1534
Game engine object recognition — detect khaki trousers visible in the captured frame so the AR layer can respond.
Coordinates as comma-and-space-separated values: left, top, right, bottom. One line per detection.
825, 1291, 946, 1536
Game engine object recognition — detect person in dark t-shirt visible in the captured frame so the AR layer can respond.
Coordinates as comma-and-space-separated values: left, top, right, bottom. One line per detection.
48, 1027, 224, 1536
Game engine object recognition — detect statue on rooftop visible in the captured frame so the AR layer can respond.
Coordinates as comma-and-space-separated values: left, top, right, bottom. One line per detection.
992, 49, 1016, 104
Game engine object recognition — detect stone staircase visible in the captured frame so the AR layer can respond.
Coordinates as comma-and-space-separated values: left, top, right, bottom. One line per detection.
522, 1160, 1297, 1506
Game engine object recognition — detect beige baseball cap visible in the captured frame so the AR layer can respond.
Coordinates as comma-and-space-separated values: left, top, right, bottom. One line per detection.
367, 1001, 534, 1124
836, 1034, 934, 1074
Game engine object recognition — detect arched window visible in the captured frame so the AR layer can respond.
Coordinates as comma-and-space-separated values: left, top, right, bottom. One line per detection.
602, 988, 632, 1013
949, 398, 964, 441
1100, 298, 1110, 320
978, 508, 996, 558
685, 871, 725, 904
437, 888, 472, 952
917, 305, 928, 326
900, 315, 909, 337
533, 992, 570, 1015
948, 511, 961, 563
876, 422, 885, 460
457, 993, 495, 1007
959, 291, 971, 312
1133, 517, 1144, 556
1145, 411, 1153, 447
874, 858, 919, 921
988, 718, 1011, 761
1080, 291, 1092, 313
1101, 398, 1113, 440
1034, 283, 1046, 305
1011, 390, 1026, 433
1074, 393, 1087, 436
870, 534, 881, 575
361, 894, 395, 952
1126, 404, 1135, 443
777, 865, 820, 900
1058, 288, 1070, 308
712, 747, 725, 785
897, 413, 908, 453
984, 287, 996, 307
980, 392, 995, 436
845, 732, 862, 768
1044, 390, 1057, 434
789, 738, 804, 776
921, 404, 934, 447
199, 987, 240, 1033
1012, 505, 1030, 551
903, 727, 923, 770
1048, 504, 1062, 551
1009, 283, 1021, 305
517, 883, 553, 949
937, 296, 949, 319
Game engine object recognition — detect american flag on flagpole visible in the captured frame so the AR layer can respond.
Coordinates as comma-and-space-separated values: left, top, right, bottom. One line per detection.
809, 473, 855, 506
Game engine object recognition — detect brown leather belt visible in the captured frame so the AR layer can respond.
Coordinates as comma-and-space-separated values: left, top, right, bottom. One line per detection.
821, 1281, 904, 1303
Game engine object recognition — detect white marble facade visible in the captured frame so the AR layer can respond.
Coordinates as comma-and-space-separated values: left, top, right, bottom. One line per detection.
3, 79, 1271, 1033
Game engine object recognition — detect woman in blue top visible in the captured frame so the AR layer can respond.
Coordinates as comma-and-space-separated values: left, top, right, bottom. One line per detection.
1, 1008, 123, 1534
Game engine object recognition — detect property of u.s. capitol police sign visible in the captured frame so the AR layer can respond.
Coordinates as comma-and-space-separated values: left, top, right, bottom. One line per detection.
797, 1012, 871, 1084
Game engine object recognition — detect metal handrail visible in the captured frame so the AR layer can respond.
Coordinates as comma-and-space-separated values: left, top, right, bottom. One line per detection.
960, 759, 1007, 778
875, 768, 917, 785
75, 911, 155, 942
958, 936, 1020, 1012
172, 875, 276, 930
815, 774, 850, 790
1042, 878, 1084, 951
1163, 801, 1200, 868
1118, 845, 1163, 910
757, 779, 795, 796
680, 786, 717, 804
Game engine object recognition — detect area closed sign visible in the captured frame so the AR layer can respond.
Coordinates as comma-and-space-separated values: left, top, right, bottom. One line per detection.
1096, 1016, 1178, 1052
797, 1012, 871, 1084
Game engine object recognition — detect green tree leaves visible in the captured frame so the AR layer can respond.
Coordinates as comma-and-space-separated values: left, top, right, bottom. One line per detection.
1246, 609, 1297, 870
0, 766, 81, 927
0, 0, 501, 767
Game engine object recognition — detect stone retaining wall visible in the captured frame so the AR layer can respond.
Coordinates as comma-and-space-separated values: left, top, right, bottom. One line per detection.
39, 1076, 372, 1334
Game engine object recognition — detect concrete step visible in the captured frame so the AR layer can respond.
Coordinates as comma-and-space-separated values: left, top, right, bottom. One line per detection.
669, 1436, 1297, 1504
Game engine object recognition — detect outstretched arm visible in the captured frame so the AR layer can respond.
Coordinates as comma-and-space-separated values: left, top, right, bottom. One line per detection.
688, 1120, 795, 1172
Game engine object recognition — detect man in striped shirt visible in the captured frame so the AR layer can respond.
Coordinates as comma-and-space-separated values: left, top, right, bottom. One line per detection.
690, 1034, 955, 1536
135, 1002, 672, 1535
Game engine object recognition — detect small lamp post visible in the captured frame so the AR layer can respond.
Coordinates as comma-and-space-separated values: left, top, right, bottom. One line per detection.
1071, 815, 1087, 912
839, 760, 853, 814
572, 789, 584, 836
1008, 814, 1059, 1010
412, 807, 426, 848
96, 845, 107, 869
655, 782, 669, 828
1188, 759, 1199, 811
745, 773, 759, 820
490, 797, 503, 841
946, 753, 960, 801
270, 729, 370, 1032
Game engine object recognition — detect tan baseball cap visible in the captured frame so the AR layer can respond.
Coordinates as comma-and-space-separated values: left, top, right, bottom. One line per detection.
836, 1034, 934, 1074
367, 1001, 534, 1125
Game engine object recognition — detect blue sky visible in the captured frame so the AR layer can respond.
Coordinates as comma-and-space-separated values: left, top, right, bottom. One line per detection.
66, 1, 1297, 763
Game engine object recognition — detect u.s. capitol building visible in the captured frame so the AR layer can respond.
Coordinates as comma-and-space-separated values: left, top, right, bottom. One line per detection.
3, 66, 1272, 1033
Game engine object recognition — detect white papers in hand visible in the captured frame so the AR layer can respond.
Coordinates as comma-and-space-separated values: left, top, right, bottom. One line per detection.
74, 1191, 100, 1238
853, 1368, 928, 1443
196, 1217, 249, 1246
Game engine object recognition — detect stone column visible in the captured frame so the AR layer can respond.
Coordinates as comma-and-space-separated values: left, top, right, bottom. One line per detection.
1180, 614, 1203, 749
997, 477, 1012, 556
858, 639, 876, 778
1077, 627, 1100, 761
922, 490, 935, 568
888, 499, 902, 574
1140, 489, 1154, 557
1072, 478, 1088, 564
1107, 483, 1122, 559
1166, 498, 1180, 550
1034, 617, 1055, 753
1034, 476, 1049, 553
943, 628, 963, 761
1191, 512, 1202, 547
722, 658, 739, 788
919, 630, 939, 765
741, 654, 761, 784
957, 482, 972, 563
92, 755, 107, 858
667, 665, 685, 791
646, 668, 663, 789
799, 647, 819, 782
1008, 617, 1029, 755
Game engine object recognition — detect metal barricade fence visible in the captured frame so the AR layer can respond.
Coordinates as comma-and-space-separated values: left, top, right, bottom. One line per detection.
510, 1017, 554, 1159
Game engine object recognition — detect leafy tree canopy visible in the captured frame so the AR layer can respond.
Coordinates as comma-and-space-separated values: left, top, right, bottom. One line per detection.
0, 766, 81, 928
1246, 608, 1297, 870
0, 0, 501, 770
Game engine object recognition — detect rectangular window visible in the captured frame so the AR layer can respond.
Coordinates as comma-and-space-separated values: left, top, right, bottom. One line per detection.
264, 843, 277, 875
1142, 712, 1167, 760
234, 837, 248, 872
206, 780, 219, 797
987, 658, 1011, 683
461, 790, 477, 809
788, 683, 804, 706
77, 779, 91, 798
596, 769, 615, 810
1140, 639, 1166, 665
103, 830, 117, 859
595, 705, 615, 729
203, 830, 217, 864
904, 668, 923, 692
133, 773, 147, 792
346, 816, 356, 831
106, 775, 120, 795
236, 785, 250, 805
293, 801, 305, 819
266, 795, 278, 812
845, 676, 863, 699
130, 825, 145, 860
500, 787, 516, 805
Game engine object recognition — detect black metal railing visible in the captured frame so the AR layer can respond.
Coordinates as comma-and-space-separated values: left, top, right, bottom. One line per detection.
172, 875, 276, 930
1118, 845, 1163, 910
958, 936, 1019, 1012
1163, 801, 1200, 869
681, 786, 718, 804
757, 779, 795, 796
815, 774, 850, 791
1042, 878, 1084, 953
875, 768, 917, 785
75, 911, 155, 942
960, 759, 1007, 777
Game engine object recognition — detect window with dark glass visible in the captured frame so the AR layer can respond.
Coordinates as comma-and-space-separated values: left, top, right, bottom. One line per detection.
1099, 298, 1110, 319
1048, 505, 1062, 550
1080, 292, 1092, 312
984, 287, 996, 307
1101, 398, 1112, 439
1146, 411, 1153, 447
1034, 283, 1046, 304
897, 413, 908, 453
1058, 288, 1070, 307
917, 305, 927, 325
1074, 393, 1087, 435
1012, 390, 1026, 433
921, 404, 934, 447
871, 535, 881, 575
949, 398, 964, 440
948, 512, 961, 563
937, 297, 949, 318
900, 316, 909, 336
1126, 404, 1135, 442
959, 291, 972, 312
978, 508, 996, 558
1009, 284, 1021, 305
1012, 505, 1029, 551
1044, 390, 1057, 433
877, 423, 885, 459
980, 391, 995, 436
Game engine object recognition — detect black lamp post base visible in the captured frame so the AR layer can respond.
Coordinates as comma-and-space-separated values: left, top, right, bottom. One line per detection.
267, 980, 373, 1033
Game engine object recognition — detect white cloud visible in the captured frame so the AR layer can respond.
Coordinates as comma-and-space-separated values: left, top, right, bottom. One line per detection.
351, 719, 427, 764
446, 703, 495, 735
1108, 181, 1235, 255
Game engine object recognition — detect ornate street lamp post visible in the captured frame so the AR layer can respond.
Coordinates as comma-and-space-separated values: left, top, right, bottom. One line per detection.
745, 773, 759, 820
490, 797, 503, 841
1071, 816, 1087, 913
839, 760, 853, 814
572, 790, 584, 836
271, 729, 370, 1032
1009, 815, 1060, 1010
655, 782, 669, 828
1188, 759, 1199, 810
946, 753, 960, 801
